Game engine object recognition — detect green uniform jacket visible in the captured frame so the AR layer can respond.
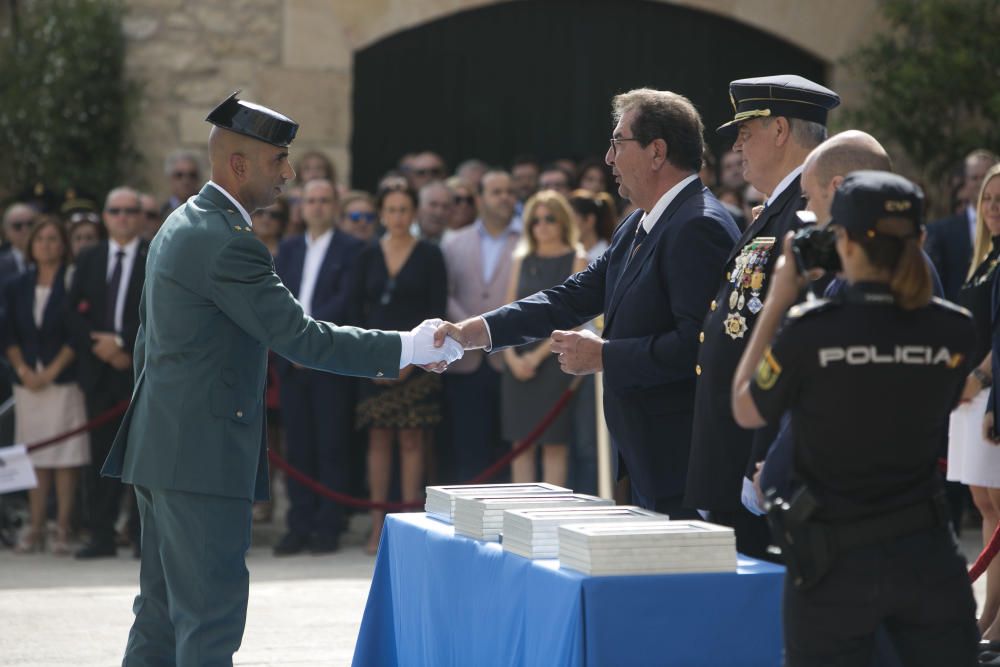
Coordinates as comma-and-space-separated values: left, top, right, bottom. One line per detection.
102, 184, 401, 501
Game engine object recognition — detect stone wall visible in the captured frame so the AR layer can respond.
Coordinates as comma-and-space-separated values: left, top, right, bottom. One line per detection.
123, 0, 880, 198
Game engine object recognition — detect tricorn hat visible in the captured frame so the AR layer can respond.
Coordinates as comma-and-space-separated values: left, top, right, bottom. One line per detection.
717, 74, 840, 137
205, 90, 298, 148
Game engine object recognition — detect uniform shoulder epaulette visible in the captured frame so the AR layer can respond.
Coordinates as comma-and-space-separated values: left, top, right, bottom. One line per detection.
786, 298, 838, 320
929, 296, 972, 319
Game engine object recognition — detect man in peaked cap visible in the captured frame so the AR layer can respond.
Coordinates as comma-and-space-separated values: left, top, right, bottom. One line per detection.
103, 91, 463, 665
685, 75, 839, 559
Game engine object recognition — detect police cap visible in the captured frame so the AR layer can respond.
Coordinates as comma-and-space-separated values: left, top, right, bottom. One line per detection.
205, 90, 298, 148
717, 74, 840, 137
828, 171, 924, 239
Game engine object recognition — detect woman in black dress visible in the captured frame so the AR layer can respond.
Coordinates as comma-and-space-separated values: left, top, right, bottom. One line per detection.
355, 184, 447, 553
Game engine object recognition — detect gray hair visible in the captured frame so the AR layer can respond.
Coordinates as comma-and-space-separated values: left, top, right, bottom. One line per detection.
104, 186, 141, 208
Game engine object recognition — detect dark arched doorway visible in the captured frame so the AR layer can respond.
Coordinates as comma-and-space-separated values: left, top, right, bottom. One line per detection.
351, 0, 826, 190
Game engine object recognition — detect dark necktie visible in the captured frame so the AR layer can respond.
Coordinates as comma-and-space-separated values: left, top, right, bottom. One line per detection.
628, 222, 648, 263
105, 249, 125, 331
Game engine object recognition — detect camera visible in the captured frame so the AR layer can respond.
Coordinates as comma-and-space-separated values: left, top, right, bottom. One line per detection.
792, 211, 841, 273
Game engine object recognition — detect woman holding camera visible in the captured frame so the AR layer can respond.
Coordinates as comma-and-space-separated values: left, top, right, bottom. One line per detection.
732, 172, 978, 666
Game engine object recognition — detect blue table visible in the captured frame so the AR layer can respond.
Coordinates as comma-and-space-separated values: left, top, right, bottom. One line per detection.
352, 513, 784, 666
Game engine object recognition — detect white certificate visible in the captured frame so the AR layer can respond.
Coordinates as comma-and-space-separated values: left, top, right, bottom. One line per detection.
0, 444, 37, 493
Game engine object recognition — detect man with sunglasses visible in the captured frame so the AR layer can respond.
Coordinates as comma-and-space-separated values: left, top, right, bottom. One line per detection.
160, 150, 202, 220
69, 186, 147, 559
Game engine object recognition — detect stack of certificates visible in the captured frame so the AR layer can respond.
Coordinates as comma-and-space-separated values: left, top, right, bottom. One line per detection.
558, 521, 737, 576
502, 506, 665, 559
424, 483, 570, 524
454, 494, 612, 542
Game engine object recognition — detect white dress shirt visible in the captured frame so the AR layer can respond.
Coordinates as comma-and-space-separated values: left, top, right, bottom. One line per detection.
764, 166, 804, 207
106, 237, 140, 334
638, 173, 700, 233
297, 229, 333, 318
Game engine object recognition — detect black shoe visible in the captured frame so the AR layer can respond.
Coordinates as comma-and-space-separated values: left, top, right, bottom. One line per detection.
308, 533, 340, 554
75, 540, 117, 559
273, 532, 309, 556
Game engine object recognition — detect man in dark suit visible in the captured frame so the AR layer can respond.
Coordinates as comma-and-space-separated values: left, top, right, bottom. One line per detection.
272, 177, 363, 555
436, 88, 739, 515
68, 186, 147, 558
685, 75, 839, 558
925, 149, 999, 302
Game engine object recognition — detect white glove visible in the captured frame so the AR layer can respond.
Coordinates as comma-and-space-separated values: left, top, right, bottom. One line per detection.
408, 318, 464, 366
741, 476, 766, 516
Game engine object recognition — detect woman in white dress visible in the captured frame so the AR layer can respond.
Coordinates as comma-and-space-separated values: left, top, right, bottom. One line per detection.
7, 217, 89, 554
947, 164, 1000, 639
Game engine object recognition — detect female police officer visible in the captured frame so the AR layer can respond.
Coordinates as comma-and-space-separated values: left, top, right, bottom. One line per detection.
731, 171, 979, 666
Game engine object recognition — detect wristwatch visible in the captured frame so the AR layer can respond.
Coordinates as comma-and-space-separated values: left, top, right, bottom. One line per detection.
972, 367, 991, 388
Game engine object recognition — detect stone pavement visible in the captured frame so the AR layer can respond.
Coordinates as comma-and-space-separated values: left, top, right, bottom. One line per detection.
0, 509, 990, 667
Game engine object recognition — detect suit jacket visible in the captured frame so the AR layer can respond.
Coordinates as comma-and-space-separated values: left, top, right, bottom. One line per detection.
484, 178, 739, 504
67, 238, 147, 400
101, 184, 401, 502
272, 230, 363, 376
686, 175, 806, 512
441, 221, 520, 374
4, 265, 76, 384
925, 211, 973, 302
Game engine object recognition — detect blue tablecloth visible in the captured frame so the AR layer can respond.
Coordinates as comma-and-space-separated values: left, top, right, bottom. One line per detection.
352, 513, 784, 667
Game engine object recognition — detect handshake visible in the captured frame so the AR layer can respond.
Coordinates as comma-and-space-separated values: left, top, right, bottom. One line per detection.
406, 319, 465, 370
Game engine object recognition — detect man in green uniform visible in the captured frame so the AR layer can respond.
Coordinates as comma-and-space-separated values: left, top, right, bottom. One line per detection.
102, 92, 462, 666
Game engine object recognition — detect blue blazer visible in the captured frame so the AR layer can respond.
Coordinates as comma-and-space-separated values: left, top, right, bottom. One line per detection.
4, 265, 76, 384
484, 178, 739, 504
273, 230, 364, 375
925, 212, 972, 303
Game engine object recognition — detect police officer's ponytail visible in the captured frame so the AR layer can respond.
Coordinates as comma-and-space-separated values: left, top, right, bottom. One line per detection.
850, 217, 931, 310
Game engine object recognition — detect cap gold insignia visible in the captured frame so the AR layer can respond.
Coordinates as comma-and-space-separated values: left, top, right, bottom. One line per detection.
723, 312, 748, 340
754, 347, 782, 390
884, 200, 912, 212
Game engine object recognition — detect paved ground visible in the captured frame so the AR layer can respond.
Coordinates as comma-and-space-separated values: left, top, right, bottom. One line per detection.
0, 506, 990, 667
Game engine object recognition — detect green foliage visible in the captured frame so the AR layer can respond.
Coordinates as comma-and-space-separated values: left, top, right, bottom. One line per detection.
0, 0, 139, 203
845, 0, 1000, 186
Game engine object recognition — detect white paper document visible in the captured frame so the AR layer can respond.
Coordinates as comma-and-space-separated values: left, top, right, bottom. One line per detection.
0, 444, 37, 493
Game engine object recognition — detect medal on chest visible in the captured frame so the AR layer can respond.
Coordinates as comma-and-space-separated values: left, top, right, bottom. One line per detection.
723, 236, 775, 337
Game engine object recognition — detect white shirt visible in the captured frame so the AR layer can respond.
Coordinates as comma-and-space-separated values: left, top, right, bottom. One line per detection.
207, 181, 252, 227
106, 237, 140, 334
297, 229, 333, 318
764, 166, 804, 207
638, 173, 700, 233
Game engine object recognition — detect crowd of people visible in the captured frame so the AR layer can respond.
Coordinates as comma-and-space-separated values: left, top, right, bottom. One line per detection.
1, 71, 997, 663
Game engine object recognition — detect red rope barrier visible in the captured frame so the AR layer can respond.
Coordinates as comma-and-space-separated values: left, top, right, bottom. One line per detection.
25, 399, 129, 452
268, 382, 580, 511
970, 522, 1000, 583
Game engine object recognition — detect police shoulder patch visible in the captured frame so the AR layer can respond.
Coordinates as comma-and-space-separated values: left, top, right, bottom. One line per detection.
786, 298, 837, 321
929, 297, 972, 319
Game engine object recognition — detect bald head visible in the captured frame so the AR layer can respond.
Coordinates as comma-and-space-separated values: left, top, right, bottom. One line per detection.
208, 126, 295, 213
807, 130, 892, 185
802, 130, 892, 224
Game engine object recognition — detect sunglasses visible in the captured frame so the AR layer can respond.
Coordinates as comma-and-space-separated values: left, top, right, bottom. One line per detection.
529, 214, 559, 226
347, 211, 377, 224
105, 207, 140, 216
454, 195, 474, 206
144, 210, 159, 221
412, 167, 445, 178
68, 212, 100, 225
172, 171, 198, 180
7, 219, 34, 231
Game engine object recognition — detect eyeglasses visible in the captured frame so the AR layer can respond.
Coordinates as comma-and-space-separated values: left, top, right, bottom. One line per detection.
453, 195, 474, 206
105, 207, 140, 216
172, 171, 198, 180
68, 212, 100, 225
412, 167, 445, 178
609, 137, 641, 156
347, 211, 377, 224
7, 219, 34, 231
529, 214, 559, 226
